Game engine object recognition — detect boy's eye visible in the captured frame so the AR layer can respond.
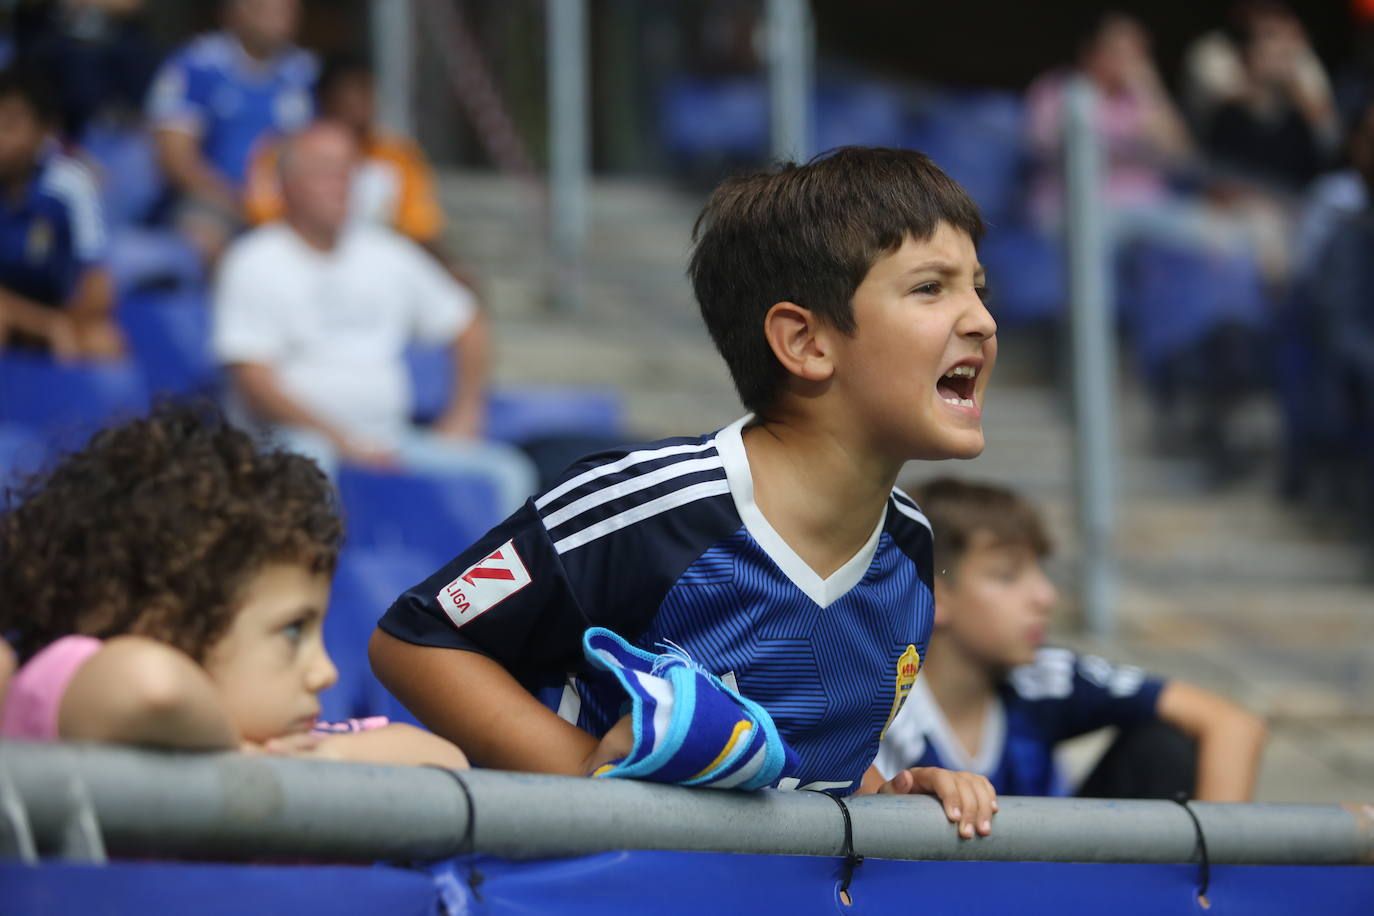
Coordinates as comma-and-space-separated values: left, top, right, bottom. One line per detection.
976, 284, 990, 303
911, 282, 942, 296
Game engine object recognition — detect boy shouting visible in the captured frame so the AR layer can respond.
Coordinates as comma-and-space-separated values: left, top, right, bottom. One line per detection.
372, 148, 1000, 837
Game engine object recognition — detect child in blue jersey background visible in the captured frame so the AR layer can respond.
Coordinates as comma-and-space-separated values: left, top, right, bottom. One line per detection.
373, 147, 999, 838
876, 478, 1268, 800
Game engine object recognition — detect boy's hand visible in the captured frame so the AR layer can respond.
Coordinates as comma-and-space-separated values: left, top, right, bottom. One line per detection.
879, 766, 998, 839
583, 713, 635, 776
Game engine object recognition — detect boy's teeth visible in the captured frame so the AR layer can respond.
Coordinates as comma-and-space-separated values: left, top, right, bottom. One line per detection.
943, 365, 977, 379
941, 397, 977, 408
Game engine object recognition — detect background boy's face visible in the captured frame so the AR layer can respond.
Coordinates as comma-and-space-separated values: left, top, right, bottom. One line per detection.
0, 95, 48, 184
936, 532, 1057, 670
832, 223, 997, 462
321, 72, 376, 136
202, 562, 336, 743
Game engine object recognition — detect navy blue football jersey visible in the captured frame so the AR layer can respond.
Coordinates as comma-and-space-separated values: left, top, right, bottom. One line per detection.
873, 648, 1165, 795
381, 416, 937, 794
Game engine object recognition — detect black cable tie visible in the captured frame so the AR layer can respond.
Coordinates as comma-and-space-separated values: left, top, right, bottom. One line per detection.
1173, 792, 1211, 908
810, 790, 864, 905
425, 765, 482, 900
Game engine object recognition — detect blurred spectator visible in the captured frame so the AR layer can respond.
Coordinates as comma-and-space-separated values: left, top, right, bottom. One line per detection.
145, 0, 315, 262
1292, 101, 1374, 279
1026, 15, 1196, 234
212, 122, 535, 512
1027, 13, 1287, 279
1199, 2, 1340, 194
0, 66, 120, 358
10, 0, 157, 139
245, 54, 445, 252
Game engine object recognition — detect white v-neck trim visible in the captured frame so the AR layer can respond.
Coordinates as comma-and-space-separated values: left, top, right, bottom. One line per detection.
909, 679, 1006, 776
714, 415, 887, 609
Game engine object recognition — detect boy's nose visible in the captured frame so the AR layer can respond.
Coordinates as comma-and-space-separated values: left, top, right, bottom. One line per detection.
958, 291, 998, 340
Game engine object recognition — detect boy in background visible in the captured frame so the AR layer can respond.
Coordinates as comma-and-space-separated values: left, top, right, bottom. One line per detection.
0, 67, 120, 358
876, 478, 1267, 800
373, 148, 1000, 837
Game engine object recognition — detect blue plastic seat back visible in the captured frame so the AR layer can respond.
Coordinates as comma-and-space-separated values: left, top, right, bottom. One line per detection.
659, 77, 769, 160
814, 81, 906, 153
1120, 243, 1270, 376
337, 465, 504, 567
78, 123, 163, 229
119, 289, 220, 397
320, 548, 438, 726
907, 91, 1028, 223
0, 354, 150, 450
977, 226, 1066, 325
407, 345, 625, 444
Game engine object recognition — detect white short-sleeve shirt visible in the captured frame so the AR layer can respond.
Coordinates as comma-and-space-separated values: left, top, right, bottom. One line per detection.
212, 223, 476, 444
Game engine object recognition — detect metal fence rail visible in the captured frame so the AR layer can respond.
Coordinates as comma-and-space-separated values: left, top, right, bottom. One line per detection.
1, 743, 1371, 866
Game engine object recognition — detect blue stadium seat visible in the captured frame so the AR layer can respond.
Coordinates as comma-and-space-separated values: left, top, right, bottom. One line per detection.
336, 465, 504, 566
119, 289, 220, 397
320, 548, 436, 725
977, 226, 1065, 325
907, 91, 1028, 223
78, 123, 163, 229
1118, 243, 1270, 379
0, 354, 150, 448
407, 345, 625, 444
814, 81, 906, 153
659, 77, 769, 160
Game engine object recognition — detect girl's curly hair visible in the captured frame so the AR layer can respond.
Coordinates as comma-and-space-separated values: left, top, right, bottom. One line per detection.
0, 405, 344, 662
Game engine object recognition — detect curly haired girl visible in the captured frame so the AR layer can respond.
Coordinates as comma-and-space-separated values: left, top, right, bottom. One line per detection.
0, 405, 466, 769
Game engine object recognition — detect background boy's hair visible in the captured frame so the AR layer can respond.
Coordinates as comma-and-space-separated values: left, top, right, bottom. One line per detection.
316, 51, 374, 103
0, 64, 60, 126
0, 405, 343, 661
907, 478, 1052, 576
687, 146, 984, 414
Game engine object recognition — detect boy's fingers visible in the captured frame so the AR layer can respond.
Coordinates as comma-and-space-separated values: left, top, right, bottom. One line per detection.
972, 778, 996, 835
956, 780, 980, 838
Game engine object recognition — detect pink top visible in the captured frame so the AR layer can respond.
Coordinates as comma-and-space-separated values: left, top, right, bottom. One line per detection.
0, 635, 103, 741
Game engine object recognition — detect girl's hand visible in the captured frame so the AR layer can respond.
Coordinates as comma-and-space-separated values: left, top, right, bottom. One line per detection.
878, 766, 998, 839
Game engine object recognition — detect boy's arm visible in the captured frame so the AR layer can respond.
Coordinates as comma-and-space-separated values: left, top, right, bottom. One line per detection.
57, 636, 239, 750
369, 629, 601, 775
1155, 680, 1267, 802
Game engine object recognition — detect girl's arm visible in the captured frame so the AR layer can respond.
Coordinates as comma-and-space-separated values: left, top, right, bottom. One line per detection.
289, 724, 470, 769
57, 636, 239, 750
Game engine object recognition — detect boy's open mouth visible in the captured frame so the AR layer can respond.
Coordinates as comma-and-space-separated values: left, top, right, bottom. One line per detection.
936, 364, 978, 407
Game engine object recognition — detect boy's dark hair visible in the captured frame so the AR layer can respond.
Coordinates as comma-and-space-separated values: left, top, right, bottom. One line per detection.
316, 52, 374, 104
0, 65, 59, 126
688, 146, 984, 414
0, 405, 343, 662
907, 478, 1052, 577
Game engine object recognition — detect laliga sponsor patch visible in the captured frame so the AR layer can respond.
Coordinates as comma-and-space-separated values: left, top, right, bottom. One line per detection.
436, 540, 532, 628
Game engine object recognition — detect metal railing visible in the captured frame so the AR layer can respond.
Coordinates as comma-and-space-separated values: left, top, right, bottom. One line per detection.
2, 743, 1370, 866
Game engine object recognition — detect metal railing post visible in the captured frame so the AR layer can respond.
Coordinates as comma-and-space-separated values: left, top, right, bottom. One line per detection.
547, 0, 589, 312
371, 0, 414, 137
1064, 78, 1117, 637
766, 0, 814, 163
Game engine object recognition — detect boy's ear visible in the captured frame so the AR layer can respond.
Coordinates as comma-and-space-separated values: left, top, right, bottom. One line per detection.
762, 301, 835, 384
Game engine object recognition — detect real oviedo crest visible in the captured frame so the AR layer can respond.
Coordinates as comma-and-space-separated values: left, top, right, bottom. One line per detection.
880, 644, 922, 740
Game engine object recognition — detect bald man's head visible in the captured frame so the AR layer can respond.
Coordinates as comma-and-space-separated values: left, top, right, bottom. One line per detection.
279, 121, 357, 241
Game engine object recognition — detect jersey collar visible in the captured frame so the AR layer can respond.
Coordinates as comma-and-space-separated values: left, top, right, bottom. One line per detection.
714, 415, 887, 609
909, 678, 1006, 776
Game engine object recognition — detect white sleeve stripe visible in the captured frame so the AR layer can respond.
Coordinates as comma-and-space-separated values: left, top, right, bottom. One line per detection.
41, 161, 106, 257
890, 497, 933, 533
535, 440, 718, 510
541, 455, 725, 530
553, 479, 731, 555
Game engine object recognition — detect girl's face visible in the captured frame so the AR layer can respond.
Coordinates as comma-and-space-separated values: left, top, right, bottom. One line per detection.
202, 562, 336, 743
